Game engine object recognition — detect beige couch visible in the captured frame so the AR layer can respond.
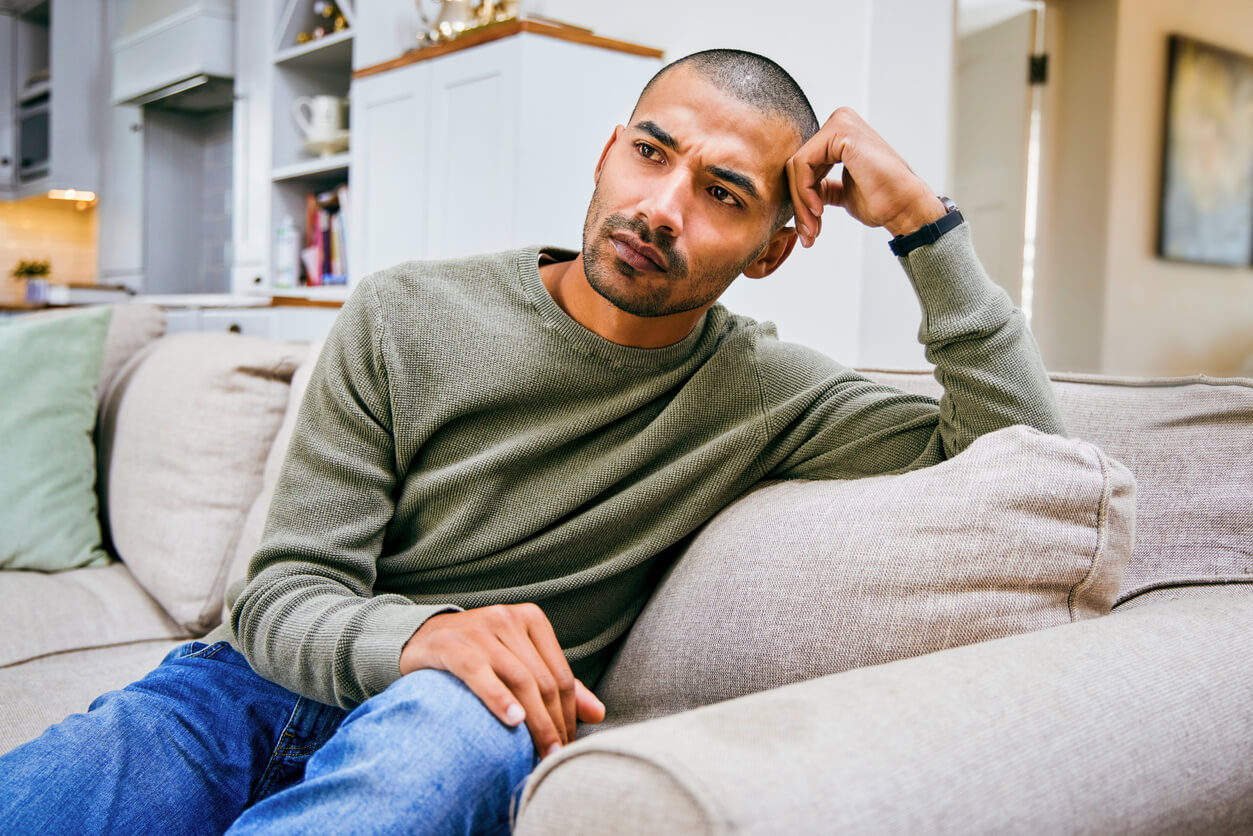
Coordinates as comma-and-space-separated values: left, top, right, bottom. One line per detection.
2, 304, 1250, 834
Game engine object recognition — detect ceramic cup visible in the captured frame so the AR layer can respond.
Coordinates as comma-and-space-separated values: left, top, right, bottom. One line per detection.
293, 94, 347, 141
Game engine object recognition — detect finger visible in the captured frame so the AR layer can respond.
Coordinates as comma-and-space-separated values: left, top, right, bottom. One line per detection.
449, 649, 530, 734
785, 156, 817, 245
486, 646, 566, 758
575, 680, 606, 726
496, 627, 570, 746
520, 605, 578, 746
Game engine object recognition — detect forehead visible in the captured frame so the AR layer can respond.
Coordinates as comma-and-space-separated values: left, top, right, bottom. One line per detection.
631, 67, 801, 185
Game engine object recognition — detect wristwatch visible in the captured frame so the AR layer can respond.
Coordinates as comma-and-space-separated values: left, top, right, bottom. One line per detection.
888, 196, 964, 257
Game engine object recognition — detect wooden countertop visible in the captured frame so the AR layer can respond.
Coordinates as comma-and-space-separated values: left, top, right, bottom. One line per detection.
354, 17, 664, 80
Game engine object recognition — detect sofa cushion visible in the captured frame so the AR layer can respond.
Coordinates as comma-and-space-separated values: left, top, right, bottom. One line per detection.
221, 339, 326, 623
594, 425, 1134, 728
861, 370, 1253, 603
0, 307, 113, 571
100, 333, 308, 634
0, 639, 186, 756
18, 303, 166, 414
0, 563, 189, 668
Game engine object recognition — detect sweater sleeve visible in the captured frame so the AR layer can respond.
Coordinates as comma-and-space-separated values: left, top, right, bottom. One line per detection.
231, 276, 461, 709
758, 222, 1066, 481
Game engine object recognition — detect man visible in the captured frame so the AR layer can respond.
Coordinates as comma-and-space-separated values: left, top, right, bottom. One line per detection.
0, 49, 1063, 834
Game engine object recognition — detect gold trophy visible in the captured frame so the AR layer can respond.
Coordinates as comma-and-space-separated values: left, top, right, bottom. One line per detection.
415, 0, 520, 46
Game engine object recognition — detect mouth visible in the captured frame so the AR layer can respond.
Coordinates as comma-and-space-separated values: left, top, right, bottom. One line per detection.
609, 232, 667, 272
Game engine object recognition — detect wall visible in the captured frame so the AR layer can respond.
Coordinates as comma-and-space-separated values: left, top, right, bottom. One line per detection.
1102, 0, 1253, 376
535, 0, 955, 368
0, 196, 97, 304
1039, 0, 1253, 377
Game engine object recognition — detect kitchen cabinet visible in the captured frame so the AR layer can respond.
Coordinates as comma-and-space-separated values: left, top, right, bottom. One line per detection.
349, 26, 661, 284
4, 0, 104, 201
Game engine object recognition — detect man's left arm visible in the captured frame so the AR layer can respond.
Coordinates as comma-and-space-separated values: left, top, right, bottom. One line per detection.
764, 107, 1064, 474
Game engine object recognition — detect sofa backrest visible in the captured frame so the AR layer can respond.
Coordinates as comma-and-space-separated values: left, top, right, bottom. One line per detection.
861, 369, 1253, 606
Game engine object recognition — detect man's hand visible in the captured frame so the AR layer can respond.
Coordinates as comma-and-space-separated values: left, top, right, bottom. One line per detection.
785, 107, 948, 247
399, 604, 606, 759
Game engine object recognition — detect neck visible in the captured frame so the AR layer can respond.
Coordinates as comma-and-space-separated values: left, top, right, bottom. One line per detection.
538, 254, 710, 349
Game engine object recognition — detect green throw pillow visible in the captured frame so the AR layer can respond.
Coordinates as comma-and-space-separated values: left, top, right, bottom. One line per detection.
0, 306, 113, 570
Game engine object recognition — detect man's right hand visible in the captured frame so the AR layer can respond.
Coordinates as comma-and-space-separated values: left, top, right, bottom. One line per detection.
399, 603, 606, 759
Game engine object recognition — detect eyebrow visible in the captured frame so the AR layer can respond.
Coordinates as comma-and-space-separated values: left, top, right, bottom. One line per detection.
632, 120, 764, 203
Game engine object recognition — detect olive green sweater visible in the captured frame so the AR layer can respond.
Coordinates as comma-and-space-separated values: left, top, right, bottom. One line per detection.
213, 223, 1064, 709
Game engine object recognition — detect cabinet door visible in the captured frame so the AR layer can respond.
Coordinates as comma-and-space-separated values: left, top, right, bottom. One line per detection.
350, 63, 430, 280
96, 104, 144, 288
0, 14, 15, 196
201, 309, 278, 338
47, 0, 101, 193
230, 0, 274, 293
424, 38, 521, 260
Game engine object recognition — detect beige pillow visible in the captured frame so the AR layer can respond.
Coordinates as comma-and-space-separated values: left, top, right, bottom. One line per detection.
101, 333, 308, 633
594, 425, 1135, 729
221, 339, 326, 622
861, 370, 1253, 605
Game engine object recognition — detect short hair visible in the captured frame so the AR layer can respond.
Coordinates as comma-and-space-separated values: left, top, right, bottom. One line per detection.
631, 49, 820, 228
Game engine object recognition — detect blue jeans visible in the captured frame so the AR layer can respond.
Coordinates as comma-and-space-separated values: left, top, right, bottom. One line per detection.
0, 641, 539, 835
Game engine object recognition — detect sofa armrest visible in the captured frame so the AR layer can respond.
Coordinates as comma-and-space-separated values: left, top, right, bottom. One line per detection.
514, 590, 1253, 835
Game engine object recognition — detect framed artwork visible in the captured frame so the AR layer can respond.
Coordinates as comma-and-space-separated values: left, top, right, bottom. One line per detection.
1157, 35, 1253, 267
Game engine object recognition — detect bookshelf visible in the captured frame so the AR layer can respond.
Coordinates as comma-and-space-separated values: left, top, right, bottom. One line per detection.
255, 0, 356, 300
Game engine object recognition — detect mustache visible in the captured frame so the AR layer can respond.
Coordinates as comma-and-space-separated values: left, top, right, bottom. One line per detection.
600, 213, 687, 276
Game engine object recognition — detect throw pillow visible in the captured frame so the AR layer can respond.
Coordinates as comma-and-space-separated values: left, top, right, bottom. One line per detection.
593, 425, 1136, 729
100, 332, 308, 634
0, 306, 113, 570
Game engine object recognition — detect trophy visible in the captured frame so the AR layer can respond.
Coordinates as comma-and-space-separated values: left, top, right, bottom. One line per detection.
414, 0, 520, 46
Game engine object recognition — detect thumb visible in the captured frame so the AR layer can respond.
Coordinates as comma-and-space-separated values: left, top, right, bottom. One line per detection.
574, 679, 606, 724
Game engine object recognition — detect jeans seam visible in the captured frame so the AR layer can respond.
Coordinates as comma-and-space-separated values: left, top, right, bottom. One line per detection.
248, 698, 307, 805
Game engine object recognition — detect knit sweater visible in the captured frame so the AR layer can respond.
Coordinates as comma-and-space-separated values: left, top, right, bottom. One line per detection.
211, 222, 1065, 709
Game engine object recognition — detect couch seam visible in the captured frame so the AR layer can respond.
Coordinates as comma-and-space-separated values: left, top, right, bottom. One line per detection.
1068, 443, 1113, 621
0, 636, 192, 670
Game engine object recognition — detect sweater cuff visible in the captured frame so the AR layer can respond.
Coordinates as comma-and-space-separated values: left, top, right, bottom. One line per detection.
354, 602, 465, 700
895, 221, 1009, 332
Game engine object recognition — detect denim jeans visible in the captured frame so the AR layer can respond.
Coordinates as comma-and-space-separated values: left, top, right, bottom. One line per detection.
0, 641, 539, 835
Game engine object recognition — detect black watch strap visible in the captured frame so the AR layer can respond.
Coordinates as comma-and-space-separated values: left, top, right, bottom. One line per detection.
888, 197, 964, 257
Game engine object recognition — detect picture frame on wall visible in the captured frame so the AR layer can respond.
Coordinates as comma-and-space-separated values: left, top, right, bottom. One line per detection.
1157, 34, 1253, 268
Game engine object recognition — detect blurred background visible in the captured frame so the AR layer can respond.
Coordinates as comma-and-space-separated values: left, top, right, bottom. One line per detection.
2, 0, 1251, 377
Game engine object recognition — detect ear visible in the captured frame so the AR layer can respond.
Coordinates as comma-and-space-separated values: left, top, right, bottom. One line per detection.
742, 226, 799, 279
594, 125, 625, 184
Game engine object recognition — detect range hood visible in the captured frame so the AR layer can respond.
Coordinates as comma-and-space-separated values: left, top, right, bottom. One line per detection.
113, 0, 236, 113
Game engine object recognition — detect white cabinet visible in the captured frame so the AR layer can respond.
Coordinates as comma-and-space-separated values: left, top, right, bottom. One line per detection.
0, 14, 16, 196
159, 304, 341, 341
6, 0, 104, 200
349, 31, 661, 281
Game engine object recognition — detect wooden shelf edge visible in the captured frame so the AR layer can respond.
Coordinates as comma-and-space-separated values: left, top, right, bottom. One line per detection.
270, 294, 346, 308
353, 18, 663, 80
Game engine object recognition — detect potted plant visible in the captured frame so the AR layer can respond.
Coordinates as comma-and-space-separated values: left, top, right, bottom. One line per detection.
11, 259, 52, 305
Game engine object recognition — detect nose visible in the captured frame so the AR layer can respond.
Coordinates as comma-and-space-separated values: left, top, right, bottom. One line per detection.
637, 170, 685, 238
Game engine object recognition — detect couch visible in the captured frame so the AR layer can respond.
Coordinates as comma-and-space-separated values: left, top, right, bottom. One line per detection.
2, 303, 1250, 834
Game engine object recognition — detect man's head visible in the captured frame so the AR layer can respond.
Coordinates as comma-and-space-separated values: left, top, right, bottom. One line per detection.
581, 49, 819, 320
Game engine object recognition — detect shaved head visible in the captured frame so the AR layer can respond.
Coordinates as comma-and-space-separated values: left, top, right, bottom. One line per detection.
631, 49, 820, 227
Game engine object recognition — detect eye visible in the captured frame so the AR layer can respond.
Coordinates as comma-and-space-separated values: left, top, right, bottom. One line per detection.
636, 142, 662, 161
709, 184, 741, 208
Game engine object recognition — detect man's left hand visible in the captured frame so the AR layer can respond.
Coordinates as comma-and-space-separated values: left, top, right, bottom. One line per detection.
785, 107, 947, 247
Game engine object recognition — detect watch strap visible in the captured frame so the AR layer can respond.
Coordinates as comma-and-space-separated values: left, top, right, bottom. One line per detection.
888, 198, 964, 257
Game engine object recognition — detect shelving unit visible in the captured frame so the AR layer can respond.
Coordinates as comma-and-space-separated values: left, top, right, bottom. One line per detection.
261, 0, 356, 299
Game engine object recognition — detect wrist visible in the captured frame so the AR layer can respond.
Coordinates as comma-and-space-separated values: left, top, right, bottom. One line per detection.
884, 195, 948, 238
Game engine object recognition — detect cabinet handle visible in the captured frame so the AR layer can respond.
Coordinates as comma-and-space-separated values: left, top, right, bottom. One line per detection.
228, 323, 242, 334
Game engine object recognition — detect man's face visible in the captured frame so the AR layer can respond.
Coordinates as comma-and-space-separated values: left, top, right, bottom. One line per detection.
581, 67, 801, 318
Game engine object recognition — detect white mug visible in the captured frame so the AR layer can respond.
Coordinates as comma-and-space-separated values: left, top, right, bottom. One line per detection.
293, 95, 347, 140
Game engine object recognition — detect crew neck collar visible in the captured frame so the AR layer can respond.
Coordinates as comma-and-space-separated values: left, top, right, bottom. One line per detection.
517, 246, 720, 369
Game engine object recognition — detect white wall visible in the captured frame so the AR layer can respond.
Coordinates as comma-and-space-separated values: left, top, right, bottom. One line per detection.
538, 0, 955, 368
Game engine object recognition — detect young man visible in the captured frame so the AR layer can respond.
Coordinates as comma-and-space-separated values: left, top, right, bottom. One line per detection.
0, 49, 1063, 834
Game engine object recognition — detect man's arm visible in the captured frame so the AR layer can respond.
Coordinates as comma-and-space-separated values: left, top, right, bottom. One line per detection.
755, 107, 1064, 479
232, 276, 601, 756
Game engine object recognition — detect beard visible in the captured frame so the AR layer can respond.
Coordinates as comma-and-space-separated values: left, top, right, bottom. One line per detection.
580, 185, 768, 318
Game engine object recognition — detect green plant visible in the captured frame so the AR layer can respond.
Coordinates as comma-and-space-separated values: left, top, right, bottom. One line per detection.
10, 259, 51, 279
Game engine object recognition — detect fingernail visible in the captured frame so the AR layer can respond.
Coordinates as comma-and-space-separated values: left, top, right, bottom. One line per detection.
547, 742, 563, 758
505, 704, 525, 725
